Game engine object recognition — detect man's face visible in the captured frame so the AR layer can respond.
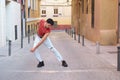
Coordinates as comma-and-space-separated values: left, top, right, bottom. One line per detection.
45, 22, 52, 28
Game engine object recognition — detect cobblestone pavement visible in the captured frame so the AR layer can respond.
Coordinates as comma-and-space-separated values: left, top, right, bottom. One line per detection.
0, 30, 120, 80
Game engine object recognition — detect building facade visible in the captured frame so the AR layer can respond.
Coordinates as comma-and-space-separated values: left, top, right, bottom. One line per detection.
72, 0, 118, 45
0, 0, 42, 47
0, 0, 21, 47
25, 0, 40, 37
0, 0, 6, 47
40, 0, 72, 29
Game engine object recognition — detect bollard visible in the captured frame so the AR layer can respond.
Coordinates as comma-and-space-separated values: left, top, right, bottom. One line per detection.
28, 26, 30, 44
71, 27, 74, 38
74, 32, 76, 40
70, 29, 72, 37
65, 28, 67, 33
21, 35, 23, 48
33, 32, 35, 41
117, 46, 120, 71
96, 42, 100, 54
70, 29, 71, 36
68, 29, 70, 35
66, 29, 68, 34
71, 30, 73, 38
82, 35, 84, 46
28, 31, 30, 44
8, 40, 11, 56
21, 27, 23, 48
69, 29, 71, 36
78, 34, 80, 43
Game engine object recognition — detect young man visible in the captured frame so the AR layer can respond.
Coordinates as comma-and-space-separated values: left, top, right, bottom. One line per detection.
30, 18, 68, 68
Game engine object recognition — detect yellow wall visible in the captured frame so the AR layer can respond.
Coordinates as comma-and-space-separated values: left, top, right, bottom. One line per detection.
53, 17, 71, 25
25, 0, 40, 36
83, 0, 100, 42
41, 17, 71, 25
25, 0, 40, 18
30, 0, 40, 18
100, 0, 118, 45
72, 0, 118, 45
100, 0, 117, 30
72, 0, 79, 33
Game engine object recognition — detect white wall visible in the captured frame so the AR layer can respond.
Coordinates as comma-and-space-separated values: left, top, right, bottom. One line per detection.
6, 1, 21, 42
40, 6, 71, 25
0, 0, 6, 47
46, 7, 54, 17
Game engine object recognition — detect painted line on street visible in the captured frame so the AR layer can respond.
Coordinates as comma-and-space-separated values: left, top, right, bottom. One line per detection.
6, 69, 116, 73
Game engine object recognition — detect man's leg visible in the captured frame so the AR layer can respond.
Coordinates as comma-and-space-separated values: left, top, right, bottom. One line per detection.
44, 37, 68, 67
43, 37, 63, 61
33, 35, 44, 67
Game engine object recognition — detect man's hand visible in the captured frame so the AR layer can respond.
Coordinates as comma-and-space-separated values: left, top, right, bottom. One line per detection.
30, 33, 50, 53
30, 48, 36, 53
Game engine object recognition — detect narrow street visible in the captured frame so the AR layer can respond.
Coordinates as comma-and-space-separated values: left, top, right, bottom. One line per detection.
0, 31, 120, 80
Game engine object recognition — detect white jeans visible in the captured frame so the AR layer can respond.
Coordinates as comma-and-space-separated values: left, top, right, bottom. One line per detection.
33, 34, 63, 62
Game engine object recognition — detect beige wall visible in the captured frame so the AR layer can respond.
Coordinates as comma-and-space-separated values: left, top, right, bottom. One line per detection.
41, 17, 71, 25
100, 0, 118, 45
72, 0, 79, 33
25, 0, 40, 18
72, 0, 118, 45
40, 6, 71, 26
30, 0, 40, 18
83, 0, 100, 42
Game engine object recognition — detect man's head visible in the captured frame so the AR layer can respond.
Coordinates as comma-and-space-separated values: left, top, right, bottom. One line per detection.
45, 18, 54, 28
46, 18, 54, 25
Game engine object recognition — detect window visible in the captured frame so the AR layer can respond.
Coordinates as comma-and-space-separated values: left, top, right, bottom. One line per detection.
41, 10, 46, 17
28, 7, 30, 18
54, 8, 58, 14
82, 0, 84, 14
28, 0, 31, 18
42, 10, 46, 14
22, 0, 25, 5
86, 0, 88, 14
31, 0, 36, 10
28, 25, 30, 34
32, 0, 34, 10
13, 0, 17, 2
28, 0, 31, 7
53, 8, 58, 17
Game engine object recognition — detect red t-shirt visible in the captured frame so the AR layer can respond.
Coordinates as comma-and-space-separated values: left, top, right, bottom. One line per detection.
37, 19, 51, 37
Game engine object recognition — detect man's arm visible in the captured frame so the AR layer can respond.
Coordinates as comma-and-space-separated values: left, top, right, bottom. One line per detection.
30, 33, 50, 52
